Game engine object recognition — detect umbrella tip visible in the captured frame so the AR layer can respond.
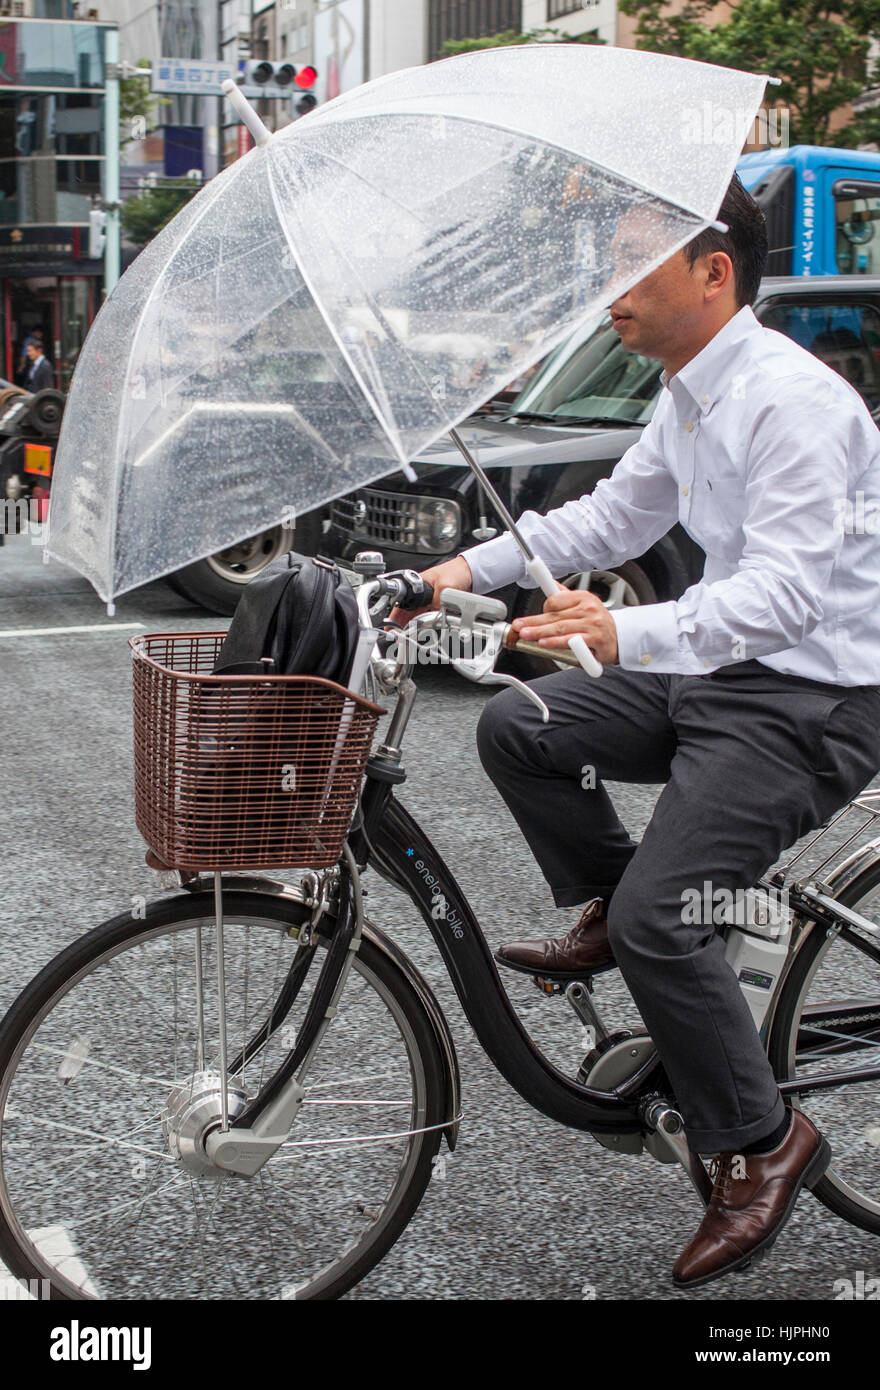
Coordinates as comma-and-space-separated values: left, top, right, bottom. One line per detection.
106, 601, 116, 618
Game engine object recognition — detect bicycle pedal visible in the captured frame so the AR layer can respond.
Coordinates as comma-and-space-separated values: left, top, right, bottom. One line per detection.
531, 975, 563, 996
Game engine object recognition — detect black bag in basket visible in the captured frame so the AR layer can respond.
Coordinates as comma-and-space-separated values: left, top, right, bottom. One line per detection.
179, 554, 362, 866
212, 551, 359, 681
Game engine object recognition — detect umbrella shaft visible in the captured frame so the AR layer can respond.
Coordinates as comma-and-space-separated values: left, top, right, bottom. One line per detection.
449, 427, 534, 562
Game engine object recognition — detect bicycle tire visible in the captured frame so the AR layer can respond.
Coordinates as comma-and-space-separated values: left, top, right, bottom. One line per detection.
768, 854, 880, 1236
0, 890, 450, 1300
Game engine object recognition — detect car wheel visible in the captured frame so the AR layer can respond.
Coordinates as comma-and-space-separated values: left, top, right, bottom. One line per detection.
167, 525, 295, 615
506, 560, 657, 678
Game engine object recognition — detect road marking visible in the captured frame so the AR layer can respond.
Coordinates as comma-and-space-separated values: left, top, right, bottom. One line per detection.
0, 1223, 100, 1298
0, 623, 144, 638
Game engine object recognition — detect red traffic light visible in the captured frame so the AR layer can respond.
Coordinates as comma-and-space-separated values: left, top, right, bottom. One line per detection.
295, 65, 318, 89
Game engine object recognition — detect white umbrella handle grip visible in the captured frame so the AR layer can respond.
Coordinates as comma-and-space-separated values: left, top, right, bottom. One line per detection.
525, 555, 603, 678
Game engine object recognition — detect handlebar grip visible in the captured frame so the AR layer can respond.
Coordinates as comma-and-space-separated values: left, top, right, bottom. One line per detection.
394, 574, 434, 611
511, 637, 580, 666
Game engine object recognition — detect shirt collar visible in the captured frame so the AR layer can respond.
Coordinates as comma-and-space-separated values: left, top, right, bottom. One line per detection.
660, 304, 761, 414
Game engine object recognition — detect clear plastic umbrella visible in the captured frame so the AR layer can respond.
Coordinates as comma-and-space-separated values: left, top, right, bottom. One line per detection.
46, 43, 769, 609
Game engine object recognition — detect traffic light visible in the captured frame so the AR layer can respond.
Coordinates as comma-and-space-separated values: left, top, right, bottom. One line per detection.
237, 60, 318, 102
89, 207, 107, 260
294, 65, 318, 116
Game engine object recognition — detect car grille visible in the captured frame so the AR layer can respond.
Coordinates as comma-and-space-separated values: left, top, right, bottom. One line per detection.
330, 488, 454, 553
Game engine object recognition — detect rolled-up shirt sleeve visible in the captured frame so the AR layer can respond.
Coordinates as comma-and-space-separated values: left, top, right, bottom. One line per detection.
612, 376, 847, 673
460, 406, 680, 594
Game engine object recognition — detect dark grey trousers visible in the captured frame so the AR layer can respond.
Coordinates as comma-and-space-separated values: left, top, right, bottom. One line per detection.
476, 658, 880, 1152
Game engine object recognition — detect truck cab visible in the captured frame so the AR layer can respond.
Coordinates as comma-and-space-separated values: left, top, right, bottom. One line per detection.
738, 145, 880, 277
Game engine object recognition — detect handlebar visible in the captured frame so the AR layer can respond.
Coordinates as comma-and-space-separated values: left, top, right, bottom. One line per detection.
377, 563, 600, 678
351, 567, 591, 723
505, 634, 580, 666
370, 569, 435, 612
360, 571, 590, 670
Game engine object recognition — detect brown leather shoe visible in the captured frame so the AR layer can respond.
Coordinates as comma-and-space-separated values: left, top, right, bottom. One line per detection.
494, 898, 615, 978
672, 1109, 831, 1288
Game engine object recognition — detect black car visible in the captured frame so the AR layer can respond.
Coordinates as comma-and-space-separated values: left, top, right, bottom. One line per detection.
321, 276, 880, 666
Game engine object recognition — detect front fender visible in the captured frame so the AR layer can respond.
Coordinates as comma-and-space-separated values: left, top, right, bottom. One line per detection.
180, 872, 461, 1148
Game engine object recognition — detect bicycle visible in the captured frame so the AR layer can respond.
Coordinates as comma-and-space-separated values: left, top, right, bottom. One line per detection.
1, 557, 879, 1300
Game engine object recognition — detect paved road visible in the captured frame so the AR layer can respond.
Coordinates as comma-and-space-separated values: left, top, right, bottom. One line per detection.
1, 532, 878, 1302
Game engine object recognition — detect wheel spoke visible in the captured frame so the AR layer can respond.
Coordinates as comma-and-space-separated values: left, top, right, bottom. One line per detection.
0, 902, 437, 1299
775, 879, 880, 1228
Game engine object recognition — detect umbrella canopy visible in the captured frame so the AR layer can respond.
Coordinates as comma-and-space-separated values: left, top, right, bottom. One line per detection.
47, 44, 768, 602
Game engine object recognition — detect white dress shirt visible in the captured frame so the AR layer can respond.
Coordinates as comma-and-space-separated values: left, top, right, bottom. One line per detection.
461, 305, 880, 685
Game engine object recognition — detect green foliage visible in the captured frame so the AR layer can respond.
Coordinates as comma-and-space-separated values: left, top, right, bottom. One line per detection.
440, 27, 605, 58
121, 178, 199, 247
119, 58, 170, 148
619, 0, 880, 146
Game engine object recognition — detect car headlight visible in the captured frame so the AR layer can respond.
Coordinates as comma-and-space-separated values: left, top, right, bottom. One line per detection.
415, 498, 461, 553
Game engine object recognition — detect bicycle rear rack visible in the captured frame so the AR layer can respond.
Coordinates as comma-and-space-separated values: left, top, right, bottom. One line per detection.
772, 790, 880, 892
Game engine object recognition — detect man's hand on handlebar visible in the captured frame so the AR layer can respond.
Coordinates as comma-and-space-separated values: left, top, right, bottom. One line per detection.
388, 554, 473, 627
511, 587, 619, 666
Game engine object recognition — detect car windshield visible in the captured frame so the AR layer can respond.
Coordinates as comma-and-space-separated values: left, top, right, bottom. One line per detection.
508, 314, 662, 425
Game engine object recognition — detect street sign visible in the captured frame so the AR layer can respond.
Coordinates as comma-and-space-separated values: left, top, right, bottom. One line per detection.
152, 58, 237, 96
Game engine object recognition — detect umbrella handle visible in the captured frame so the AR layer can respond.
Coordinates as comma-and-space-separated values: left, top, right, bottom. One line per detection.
525, 555, 603, 678
222, 80, 272, 147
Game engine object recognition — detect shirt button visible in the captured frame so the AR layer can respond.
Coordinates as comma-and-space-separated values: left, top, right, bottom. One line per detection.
640, 653, 652, 666
681, 484, 689, 496
700, 394, 710, 405
684, 421, 695, 433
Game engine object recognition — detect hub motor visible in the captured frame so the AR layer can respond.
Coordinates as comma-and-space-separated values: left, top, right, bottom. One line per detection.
161, 1071, 249, 1179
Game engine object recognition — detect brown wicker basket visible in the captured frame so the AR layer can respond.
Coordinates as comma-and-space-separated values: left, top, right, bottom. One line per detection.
130, 632, 384, 871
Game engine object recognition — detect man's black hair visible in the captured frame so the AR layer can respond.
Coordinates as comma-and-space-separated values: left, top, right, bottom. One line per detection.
683, 173, 767, 307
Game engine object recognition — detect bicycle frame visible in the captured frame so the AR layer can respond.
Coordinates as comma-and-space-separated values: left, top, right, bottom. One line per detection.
183, 576, 880, 1163
353, 772, 654, 1137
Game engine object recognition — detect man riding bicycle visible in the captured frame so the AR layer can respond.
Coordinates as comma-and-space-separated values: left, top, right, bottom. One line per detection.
408, 175, 880, 1287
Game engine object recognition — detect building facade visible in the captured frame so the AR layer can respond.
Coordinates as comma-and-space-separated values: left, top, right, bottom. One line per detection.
524, 0, 614, 44
98, 0, 222, 181
0, 13, 114, 388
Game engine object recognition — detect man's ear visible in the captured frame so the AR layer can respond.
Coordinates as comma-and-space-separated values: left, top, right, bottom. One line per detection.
704, 250, 735, 302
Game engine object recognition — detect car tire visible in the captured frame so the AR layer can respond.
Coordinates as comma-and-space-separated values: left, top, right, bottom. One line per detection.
505, 560, 657, 679
167, 512, 325, 616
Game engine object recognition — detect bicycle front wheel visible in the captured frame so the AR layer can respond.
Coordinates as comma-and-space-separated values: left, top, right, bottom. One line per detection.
769, 856, 880, 1235
0, 890, 449, 1300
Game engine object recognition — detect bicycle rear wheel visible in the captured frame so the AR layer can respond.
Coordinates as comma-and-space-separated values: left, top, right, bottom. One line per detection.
0, 890, 449, 1299
769, 856, 880, 1235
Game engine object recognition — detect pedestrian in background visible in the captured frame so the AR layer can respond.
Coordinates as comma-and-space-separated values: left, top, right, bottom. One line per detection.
24, 339, 53, 392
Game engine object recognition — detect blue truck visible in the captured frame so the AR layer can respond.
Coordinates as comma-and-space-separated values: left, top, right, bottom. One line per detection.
737, 144, 880, 276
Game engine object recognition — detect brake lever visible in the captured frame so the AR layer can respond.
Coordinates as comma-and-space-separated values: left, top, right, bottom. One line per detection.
448, 619, 551, 724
